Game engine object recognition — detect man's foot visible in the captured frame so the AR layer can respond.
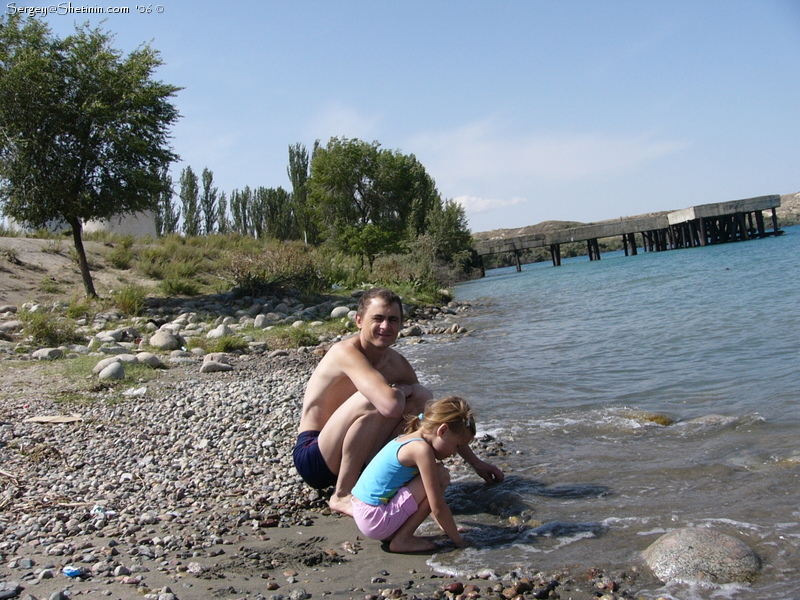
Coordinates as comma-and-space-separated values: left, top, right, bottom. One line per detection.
329, 493, 354, 516
388, 535, 438, 554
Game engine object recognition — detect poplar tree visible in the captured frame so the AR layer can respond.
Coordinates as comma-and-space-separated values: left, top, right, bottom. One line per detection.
200, 167, 217, 234
155, 173, 180, 236
179, 166, 200, 236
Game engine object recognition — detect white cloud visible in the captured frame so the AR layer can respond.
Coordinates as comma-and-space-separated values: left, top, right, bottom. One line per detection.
453, 195, 527, 213
409, 118, 688, 197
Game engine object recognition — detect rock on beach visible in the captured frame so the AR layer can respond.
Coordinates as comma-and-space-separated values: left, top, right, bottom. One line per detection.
643, 527, 761, 584
4, 294, 641, 600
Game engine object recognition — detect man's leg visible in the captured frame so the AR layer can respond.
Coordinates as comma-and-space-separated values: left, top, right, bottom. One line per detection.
317, 385, 434, 515
317, 392, 399, 515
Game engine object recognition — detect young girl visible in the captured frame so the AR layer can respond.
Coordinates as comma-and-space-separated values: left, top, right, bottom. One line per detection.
350, 395, 476, 553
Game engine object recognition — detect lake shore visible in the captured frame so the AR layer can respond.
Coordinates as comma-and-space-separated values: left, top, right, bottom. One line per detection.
0, 330, 643, 600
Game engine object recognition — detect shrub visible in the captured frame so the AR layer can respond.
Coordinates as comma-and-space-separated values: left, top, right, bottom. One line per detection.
207, 335, 249, 353
43, 239, 63, 254
65, 296, 96, 320
20, 308, 84, 346
160, 278, 199, 296
38, 277, 62, 294
111, 284, 147, 316
1, 246, 21, 265
223, 241, 326, 297
109, 245, 134, 269
287, 325, 323, 347
136, 251, 168, 279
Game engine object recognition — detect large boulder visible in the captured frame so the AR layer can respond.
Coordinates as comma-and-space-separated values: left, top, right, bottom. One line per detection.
207, 324, 234, 340
149, 329, 181, 350
643, 527, 760, 584
32, 347, 63, 360
98, 361, 125, 380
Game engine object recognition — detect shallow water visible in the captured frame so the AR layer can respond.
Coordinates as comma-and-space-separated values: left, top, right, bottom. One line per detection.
399, 226, 800, 599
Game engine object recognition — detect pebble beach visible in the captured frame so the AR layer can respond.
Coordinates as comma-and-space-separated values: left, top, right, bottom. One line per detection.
0, 294, 644, 600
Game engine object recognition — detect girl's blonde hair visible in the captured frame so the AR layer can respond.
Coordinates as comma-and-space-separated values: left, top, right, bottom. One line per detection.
405, 395, 476, 438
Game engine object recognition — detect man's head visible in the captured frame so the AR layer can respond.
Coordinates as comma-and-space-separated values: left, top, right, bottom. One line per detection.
356, 288, 404, 322
355, 288, 404, 349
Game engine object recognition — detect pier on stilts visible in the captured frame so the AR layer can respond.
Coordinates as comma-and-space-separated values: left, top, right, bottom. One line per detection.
474, 195, 783, 273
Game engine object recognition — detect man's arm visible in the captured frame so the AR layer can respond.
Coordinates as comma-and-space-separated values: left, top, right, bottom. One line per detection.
336, 344, 408, 419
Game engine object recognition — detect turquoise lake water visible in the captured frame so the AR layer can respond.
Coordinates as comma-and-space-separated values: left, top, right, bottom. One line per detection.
398, 225, 800, 600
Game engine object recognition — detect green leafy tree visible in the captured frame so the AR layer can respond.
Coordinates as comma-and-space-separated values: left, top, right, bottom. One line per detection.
426, 198, 473, 262
229, 186, 251, 235
342, 222, 404, 270
249, 187, 267, 239
216, 190, 229, 234
309, 138, 411, 244
200, 167, 217, 234
0, 15, 180, 297
287, 142, 319, 244
155, 171, 180, 236
308, 137, 444, 266
179, 166, 200, 236
263, 186, 294, 240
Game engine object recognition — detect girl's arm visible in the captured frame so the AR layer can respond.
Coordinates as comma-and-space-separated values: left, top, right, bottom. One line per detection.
458, 445, 504, 483
406, 443, 464, 546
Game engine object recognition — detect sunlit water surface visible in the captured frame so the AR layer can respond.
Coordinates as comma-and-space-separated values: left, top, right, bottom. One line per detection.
397, 226, 800, 600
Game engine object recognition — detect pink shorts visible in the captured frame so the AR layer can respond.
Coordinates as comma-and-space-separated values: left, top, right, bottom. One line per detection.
351, 487, 419, 540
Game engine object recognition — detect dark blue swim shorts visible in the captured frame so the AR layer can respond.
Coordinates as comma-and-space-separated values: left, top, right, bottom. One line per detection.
293, 430, 338, 490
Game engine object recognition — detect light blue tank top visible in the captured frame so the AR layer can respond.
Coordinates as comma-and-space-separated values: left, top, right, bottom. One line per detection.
351, 437, 423, 505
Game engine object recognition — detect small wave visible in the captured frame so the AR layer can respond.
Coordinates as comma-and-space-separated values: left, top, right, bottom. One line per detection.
644, 579, 751, 600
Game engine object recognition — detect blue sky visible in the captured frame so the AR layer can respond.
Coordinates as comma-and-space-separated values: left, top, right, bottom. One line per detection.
32, 0, 800, 233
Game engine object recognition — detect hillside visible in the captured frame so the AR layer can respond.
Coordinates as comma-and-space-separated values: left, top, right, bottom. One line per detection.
0, 237, 158, 307
473, 192, 800, 240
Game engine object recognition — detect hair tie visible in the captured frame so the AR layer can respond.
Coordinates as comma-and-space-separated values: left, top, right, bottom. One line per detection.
418, 413, 424, 421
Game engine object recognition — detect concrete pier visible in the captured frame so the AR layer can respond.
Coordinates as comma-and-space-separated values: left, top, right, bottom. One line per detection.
474, 195, 782, 271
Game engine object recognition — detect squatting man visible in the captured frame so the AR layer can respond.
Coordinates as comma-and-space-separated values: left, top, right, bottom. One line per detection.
293, 287, 504, 516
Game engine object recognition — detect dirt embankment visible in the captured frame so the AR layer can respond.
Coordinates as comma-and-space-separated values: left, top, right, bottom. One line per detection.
0, 237, 158, 307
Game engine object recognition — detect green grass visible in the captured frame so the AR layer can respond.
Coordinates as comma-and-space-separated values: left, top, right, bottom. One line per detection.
19, 308, 85, 346
244, 318, 357, 349
110, 283, 148, 315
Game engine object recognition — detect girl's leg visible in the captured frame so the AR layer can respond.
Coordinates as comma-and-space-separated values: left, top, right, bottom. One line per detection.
388, 496, 435, 553
388, 466, 450, 553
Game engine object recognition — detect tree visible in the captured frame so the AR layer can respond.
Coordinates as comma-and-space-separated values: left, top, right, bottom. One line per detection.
229, 187, 251, 235
216, 191, 229, 234
200, 167, 217, 234
179, 166, 200, 236
0, 15, 180, 297
155, 172, 180, 236
341, 222, 404, 270
287, 142, 319, 244
426, 198, 473, 262
308, 137, 441, 266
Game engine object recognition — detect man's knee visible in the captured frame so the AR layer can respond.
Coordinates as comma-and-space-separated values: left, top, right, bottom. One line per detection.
411, 384, 433, 402
405, 384, 433, 415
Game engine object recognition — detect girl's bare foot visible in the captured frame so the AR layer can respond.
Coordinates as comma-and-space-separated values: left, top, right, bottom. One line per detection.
328, 493, 354, 516
389, 535, 438, 554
